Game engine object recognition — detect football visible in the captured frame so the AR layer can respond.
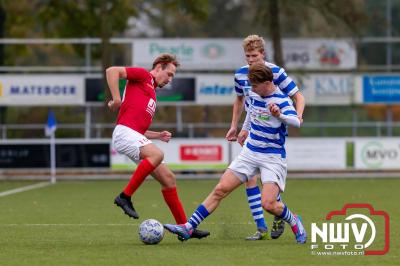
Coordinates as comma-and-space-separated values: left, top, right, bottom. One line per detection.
138, 219, 165, 245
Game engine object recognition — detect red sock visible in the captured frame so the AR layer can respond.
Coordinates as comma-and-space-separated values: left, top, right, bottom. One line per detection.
123, 158, 156, 197
162, 186, 187, 224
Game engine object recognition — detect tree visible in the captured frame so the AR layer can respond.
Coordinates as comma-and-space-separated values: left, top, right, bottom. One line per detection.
37, 0, 138, 69
252, 0, 369, 67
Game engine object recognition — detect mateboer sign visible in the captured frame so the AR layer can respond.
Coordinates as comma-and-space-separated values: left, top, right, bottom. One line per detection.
0, 75, 85, 106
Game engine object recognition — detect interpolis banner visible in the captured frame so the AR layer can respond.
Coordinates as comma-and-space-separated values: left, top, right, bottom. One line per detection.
196, 74, 235, 105
0, 75, 85, 106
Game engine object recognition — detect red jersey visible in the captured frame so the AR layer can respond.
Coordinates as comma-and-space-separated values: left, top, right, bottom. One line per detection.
116, 67, 157, 134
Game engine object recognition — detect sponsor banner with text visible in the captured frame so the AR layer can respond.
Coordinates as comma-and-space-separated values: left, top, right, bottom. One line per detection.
0, 75, 85, 106
133, 38, 356, 70
362, 75, 400, 103
355, 138, 400, 169
196, 74, 235, 105
273, 39, 356, 70
294, 74, 356, 105
111, 138, 229, 170
196, 74, 359, 106
133, 39, 245, 70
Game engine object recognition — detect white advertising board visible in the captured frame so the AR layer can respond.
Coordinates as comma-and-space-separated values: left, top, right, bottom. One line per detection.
0, 75, 85, 106
133, 39, 245, 70
231, 138, 347, 170
286, 138, 347, 170
112, 138, 229, 170
294, 74, 356, 105
133, 38, 356, 70
270, 39, 356, 70
355, 138, 400, 169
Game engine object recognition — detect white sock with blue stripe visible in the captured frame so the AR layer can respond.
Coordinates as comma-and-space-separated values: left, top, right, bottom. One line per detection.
186, 204, 210, 230
246, 186, 267, 231
279, 204, 297, 227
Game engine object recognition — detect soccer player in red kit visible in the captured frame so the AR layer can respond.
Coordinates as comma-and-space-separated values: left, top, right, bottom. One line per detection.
106, 53, 209, 240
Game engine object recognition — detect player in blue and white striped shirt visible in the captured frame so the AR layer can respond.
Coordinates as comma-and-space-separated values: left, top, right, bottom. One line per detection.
226, 35, 305, 240
164, 63, 307, 244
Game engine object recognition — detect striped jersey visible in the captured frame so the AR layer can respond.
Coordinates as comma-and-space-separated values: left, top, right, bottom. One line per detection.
234, 61, 299, 110
242, 89, 298, 158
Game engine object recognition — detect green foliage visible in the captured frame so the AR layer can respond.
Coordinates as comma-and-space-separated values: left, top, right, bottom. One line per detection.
36, 0, 138, 38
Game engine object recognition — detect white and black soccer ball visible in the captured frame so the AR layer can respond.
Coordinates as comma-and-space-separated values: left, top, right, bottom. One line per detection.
138, 219, 164, 245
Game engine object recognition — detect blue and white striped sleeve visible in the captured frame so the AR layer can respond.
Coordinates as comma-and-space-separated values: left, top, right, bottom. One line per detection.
276, 98, 299, 127
279, 102, 298, 117
272, 66, 299, 97
234, 75, 244, 96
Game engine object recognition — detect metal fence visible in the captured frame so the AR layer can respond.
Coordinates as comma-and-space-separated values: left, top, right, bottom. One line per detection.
1, 121, 400, 139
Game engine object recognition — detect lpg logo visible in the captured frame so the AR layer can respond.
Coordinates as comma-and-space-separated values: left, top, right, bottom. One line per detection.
310, 204, 389, 256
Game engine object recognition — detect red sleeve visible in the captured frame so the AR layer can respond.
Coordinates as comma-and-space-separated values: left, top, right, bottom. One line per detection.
125, 67, 150, 81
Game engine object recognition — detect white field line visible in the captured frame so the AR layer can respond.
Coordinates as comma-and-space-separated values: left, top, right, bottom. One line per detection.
0, 222, 254, 227
0, 182, 53, 197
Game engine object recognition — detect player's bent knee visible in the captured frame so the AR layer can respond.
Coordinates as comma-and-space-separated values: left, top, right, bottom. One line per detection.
213, 183, 230, 200
262, 199, 279, 214
152, 150, 164, 165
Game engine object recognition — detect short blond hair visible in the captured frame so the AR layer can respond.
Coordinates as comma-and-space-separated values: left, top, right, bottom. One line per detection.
243, 35, 265, 53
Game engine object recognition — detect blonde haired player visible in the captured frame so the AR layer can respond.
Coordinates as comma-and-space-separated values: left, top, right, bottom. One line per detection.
225, 35, 305, 240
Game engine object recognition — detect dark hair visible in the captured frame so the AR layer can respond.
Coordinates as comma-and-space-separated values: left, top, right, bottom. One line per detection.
248, 63, 273, 84
152, 53, 180, 70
